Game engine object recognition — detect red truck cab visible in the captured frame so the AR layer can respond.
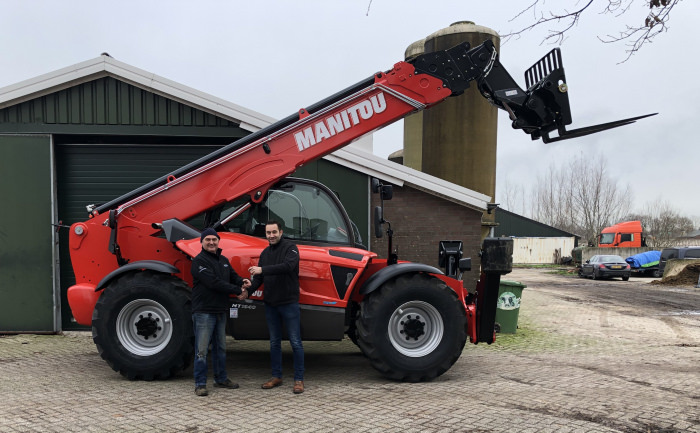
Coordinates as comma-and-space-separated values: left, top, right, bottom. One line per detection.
598, 221, 644, 248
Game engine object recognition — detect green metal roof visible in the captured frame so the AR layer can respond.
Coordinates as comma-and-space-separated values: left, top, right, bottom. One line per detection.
495, 208, 580, 239
0, 77, 244, 137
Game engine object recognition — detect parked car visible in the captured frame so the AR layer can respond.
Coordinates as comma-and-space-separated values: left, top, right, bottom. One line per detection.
658, 246, 700, 276
579, 255, 631, 281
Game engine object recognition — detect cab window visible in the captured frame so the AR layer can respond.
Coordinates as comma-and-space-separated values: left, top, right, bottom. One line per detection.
599, 233, 615, 244
192, 180, 354, 245
266, 182, 350, 244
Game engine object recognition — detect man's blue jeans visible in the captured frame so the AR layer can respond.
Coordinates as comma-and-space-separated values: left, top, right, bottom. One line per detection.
265, 302, 305, 381
192, 312, 228, 387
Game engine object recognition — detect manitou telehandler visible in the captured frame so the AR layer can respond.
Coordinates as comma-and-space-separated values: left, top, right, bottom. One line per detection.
66, 39, 651, 381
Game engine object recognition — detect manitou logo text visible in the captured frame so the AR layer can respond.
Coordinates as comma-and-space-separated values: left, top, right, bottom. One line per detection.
294, 92, 387, 151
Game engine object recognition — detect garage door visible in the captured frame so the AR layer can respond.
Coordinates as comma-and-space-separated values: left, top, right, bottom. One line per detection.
0, 135, 55, 332
55, 143, 221, 330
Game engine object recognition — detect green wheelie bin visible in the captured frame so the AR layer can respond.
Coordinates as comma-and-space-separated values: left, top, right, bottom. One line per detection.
495, 280, 527, 334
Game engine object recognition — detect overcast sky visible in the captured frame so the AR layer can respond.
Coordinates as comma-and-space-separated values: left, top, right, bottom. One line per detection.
2, 1, 699, 219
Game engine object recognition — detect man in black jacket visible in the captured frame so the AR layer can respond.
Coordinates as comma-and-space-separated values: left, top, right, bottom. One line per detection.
191, 227, 250, 396
248, 220, 305, 394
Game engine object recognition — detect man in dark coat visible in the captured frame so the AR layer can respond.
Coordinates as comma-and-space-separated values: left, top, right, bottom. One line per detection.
191, 227, 250, 396
248, 220, 305, 394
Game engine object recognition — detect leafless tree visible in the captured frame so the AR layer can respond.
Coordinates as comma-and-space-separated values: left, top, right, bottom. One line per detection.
502, 0, 682, 61
498, 177, 528, 215
625, 200, 695, 247
530, 153, 632, 244
531, 165, 578, 235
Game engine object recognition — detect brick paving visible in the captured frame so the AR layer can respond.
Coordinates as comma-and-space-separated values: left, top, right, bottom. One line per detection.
0, 268, 698, 432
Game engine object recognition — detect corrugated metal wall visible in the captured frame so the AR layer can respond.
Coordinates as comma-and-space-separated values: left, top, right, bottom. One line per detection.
512, 237, 576, 264
0, 77, 237, 128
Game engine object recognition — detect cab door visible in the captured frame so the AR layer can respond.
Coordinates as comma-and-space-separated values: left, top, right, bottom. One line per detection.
221, 178, 372, 341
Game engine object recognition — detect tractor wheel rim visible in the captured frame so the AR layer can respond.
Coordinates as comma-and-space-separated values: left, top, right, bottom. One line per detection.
116, 299, 173, 356
387, 300, 443, 357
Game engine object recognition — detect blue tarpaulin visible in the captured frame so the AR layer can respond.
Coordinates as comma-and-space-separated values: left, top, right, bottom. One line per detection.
625, 250, 661, 268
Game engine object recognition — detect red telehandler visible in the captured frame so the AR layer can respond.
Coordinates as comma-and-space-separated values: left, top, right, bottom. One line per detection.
66, 39, 652, 381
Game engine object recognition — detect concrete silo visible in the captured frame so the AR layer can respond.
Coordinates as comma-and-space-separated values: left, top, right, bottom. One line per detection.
403, 21, 500, 237
401, 38, 426, 171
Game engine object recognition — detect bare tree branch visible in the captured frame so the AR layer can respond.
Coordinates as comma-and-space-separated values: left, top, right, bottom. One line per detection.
599, 0, 679, 62
502, 0, 682, 61
502, 0, 595, 45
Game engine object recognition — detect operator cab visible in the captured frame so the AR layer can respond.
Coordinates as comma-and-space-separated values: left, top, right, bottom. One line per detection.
202, 178, 365, 248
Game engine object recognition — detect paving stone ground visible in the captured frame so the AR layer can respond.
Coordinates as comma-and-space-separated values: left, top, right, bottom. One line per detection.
0, 268, 698, 432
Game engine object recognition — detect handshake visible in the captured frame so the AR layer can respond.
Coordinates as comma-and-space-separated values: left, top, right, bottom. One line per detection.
238, 266, 261, 300
237, 278, 252, 300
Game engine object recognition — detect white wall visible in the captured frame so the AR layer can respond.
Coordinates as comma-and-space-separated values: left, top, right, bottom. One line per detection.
512, 237, 576, 264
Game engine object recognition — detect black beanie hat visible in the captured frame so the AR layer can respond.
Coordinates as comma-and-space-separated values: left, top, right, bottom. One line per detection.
200, 228, 220, 242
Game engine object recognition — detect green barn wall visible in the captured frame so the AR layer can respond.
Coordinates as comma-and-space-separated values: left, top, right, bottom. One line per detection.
0, 134, 56, 332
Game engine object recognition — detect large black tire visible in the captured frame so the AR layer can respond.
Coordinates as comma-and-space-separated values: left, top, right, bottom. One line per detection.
92, 271, 193, 380
356, 274, 466, 382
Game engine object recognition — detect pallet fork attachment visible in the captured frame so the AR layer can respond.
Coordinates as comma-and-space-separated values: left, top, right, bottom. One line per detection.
537, 113, 657, 143
414, 40, 656, 143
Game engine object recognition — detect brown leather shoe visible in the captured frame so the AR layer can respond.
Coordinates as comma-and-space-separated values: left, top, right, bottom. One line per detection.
293, 380, 304, 394
261, 377, 283, 389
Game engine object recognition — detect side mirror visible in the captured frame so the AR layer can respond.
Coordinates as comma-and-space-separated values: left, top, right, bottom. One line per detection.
374, 206, 383, 238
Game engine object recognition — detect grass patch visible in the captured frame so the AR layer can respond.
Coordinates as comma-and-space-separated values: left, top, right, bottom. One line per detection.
477, 316, 602, 353
545, 269, 573, 276
512, 263, 579, 276
491, 319, 550, 351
